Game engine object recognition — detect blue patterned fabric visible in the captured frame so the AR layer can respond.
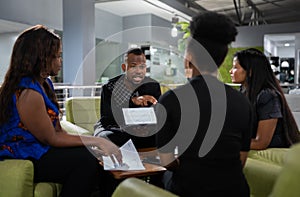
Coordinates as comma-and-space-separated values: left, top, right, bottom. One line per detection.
0, 77, 59, 160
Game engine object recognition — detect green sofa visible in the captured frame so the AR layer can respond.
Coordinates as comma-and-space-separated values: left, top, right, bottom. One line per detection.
112, 177, 178, 197
270, 143, 300, 197
0, 97, 98, 197
244, 148, 289, 196
243, 94, 300, 197
244, 143, 300, 197
60, 97, 100, 135
0, 159, 62, 197
110, 144, 300, 197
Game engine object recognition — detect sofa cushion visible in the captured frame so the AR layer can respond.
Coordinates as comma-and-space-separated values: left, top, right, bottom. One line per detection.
0, 159, 34, 197
248, 148, 289, 166
270, 143, 300, 197
0, 159, 62, 197
245, 148, 289, 197
112, 178, 178, 197
65, 97, 100, 132
34, 182, 62, 197
60, 120, 92, 135
244, 158, 282, 197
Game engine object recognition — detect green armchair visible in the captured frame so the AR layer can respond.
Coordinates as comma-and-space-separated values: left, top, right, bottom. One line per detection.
61, 97, 100, 135
0, 97, 100, 196
270, 143, 300, 197
243, 94, 300, 196
112, 177, 178, 197
244, 144, 300, 197
0, 159, 61, 197
243, 149, 286, 196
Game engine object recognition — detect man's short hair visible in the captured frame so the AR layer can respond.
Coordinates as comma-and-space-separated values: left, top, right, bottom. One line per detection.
124, 48, 144, 62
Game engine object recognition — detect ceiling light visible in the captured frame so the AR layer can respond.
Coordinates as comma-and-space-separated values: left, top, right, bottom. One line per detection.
171, 25, 178, 37
284, 43, 290, 47
171, 15, 179, 37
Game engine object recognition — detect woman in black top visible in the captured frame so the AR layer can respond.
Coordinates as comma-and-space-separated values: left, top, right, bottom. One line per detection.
230, 48, 300, 149
155, 12, 253, 197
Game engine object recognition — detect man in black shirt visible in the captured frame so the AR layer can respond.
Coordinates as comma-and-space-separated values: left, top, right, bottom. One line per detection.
94, 48, 161, 149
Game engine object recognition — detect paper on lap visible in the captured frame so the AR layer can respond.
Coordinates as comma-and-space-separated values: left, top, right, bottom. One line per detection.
102, 139, 145, 171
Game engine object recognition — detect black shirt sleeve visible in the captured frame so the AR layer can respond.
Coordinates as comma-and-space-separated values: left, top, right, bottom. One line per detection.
256, 89, 282, 120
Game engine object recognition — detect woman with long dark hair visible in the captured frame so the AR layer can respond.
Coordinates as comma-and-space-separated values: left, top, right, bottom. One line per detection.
230, 48, 299, 150
0, 25, 121, 197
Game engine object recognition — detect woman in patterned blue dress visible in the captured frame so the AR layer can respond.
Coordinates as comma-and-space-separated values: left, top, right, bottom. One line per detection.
0, 25, 121, 197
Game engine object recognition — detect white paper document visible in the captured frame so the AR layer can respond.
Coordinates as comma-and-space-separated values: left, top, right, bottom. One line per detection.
102, 139, 145, 171
122, 107, 157, 125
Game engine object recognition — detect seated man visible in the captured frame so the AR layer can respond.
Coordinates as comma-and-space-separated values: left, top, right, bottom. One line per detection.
94, 48, 161, 149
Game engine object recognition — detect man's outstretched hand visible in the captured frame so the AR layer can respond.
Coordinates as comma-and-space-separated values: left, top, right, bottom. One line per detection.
131, 95, 157, 106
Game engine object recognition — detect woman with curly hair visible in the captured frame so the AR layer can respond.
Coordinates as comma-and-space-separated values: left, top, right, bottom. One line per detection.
156, 12, 252, 197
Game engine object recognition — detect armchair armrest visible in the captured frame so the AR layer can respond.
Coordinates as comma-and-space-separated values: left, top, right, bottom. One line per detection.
112, 177, 178, 197
0, 159, 34, 197
244, 158, 282, 197
0, 159, 62, 197
60, 120, 93, 136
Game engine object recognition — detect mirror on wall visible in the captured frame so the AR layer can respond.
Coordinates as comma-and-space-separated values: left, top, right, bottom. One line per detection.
264, 33, 298, 85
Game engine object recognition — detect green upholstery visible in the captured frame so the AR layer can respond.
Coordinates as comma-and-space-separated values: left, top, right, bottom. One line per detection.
112, 178, 178, 197
0, 97, 103, 196
243, 94, 300, 196
244, 147, 300, 197
65, 97, 100, 135
270, 143, 300, 197
247, 148, 289, 166
0, 159, 61, 197
34, 183, 62, 197
244, 158, 282, 197
60, 119, 92, 135
244, 149, 289, 197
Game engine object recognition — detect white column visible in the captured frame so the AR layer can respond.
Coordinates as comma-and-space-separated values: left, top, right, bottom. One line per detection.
294, 33, 300, 84
62, 0, 95, 85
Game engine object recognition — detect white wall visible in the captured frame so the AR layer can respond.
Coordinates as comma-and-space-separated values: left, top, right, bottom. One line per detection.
1, 0, 300, 83
277, 46, 295, 58
95, 9, 122, 40
0, 0, 62, 30
234, 22, 300, 48
295, 33, 300, 83
0, 33, 18, 83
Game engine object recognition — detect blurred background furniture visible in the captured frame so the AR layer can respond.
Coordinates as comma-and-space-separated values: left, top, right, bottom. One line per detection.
285, 94, 300, 128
